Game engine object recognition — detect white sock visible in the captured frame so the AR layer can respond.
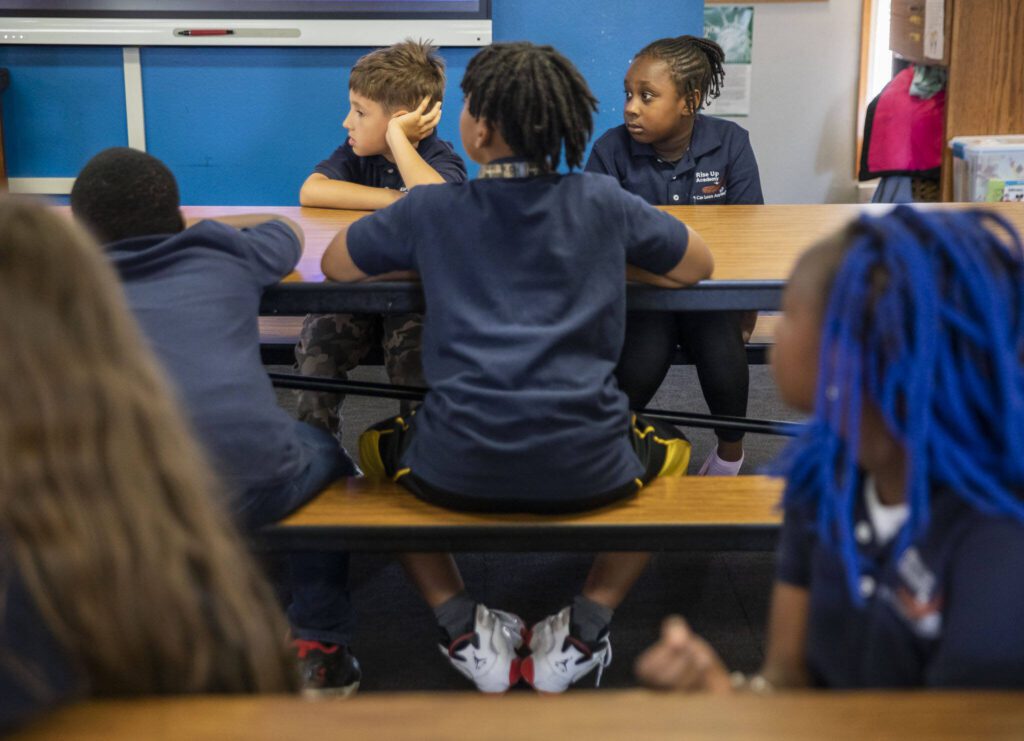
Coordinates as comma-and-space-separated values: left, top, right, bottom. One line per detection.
698, 449, 744, 476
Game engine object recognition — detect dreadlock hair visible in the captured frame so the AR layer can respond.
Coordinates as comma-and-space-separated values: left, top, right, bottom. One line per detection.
71, 147, 184, 244
460, 42, 598, 172
635, 36, 725, 111
775, 205, 1024, 604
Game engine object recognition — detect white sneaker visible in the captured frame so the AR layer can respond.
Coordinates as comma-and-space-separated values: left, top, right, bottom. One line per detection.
439, 604, 526, 693
521, 607, 612, 693
698, 449, 744, 476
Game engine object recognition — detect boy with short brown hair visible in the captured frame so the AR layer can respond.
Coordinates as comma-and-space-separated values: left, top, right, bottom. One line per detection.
296, 39, 466, 442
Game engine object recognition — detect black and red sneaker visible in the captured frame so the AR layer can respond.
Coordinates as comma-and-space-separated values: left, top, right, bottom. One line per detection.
293, 639, 362, 698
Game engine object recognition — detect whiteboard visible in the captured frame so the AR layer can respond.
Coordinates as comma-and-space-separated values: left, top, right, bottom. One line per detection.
0, 1, 491, 46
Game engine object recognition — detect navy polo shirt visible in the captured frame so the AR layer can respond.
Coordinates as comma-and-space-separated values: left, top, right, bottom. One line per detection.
778, 487, 1024, 688
345, 171, 689, 505
107, 221, 309, 498
585, 115, 763, 206
314, 132, 467, 188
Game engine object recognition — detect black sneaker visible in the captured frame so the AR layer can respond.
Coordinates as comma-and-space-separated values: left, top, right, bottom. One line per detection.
293, 639, 362, 698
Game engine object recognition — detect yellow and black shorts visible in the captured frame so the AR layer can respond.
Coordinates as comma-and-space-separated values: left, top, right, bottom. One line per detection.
358, 413, 691, 514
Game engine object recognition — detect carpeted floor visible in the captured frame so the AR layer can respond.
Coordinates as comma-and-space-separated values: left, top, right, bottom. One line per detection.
271, 362, 805, 691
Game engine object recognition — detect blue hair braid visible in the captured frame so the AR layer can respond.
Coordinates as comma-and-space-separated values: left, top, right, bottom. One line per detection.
774, 205, 1024, 604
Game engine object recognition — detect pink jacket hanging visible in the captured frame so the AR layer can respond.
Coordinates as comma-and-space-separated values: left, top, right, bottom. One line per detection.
859, 66, 946, 180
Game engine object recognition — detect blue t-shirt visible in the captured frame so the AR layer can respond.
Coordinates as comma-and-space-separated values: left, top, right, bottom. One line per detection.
314, 132, 468, 188
778, 488, 1024, 688
585, 115, 763, 206
107, 220, 308, 499
346, 171, 688, 504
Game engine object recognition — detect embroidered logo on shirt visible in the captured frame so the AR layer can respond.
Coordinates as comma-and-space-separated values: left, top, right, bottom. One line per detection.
879, 547, 944, 639
692, 171, 726, 201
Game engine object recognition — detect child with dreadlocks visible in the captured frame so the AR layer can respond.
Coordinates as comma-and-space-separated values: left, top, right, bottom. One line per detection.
586, 35, 763, 477
320, 42, 713, 693
635, 206, 1024, 691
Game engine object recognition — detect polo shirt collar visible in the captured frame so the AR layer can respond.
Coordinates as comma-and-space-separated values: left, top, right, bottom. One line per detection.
627, 115, 724, 174
478, 157, 543, 179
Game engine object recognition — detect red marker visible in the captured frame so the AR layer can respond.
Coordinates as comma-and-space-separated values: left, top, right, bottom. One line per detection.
177, 29, 235, 36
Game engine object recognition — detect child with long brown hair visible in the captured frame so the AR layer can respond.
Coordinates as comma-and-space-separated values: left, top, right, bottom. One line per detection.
0, 198, 297, 731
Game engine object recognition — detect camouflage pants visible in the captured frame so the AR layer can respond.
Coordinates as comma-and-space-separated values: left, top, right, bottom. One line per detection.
294, 312, 425, 440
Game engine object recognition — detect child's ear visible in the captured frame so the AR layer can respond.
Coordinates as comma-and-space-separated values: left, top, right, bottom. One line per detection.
475, 119, 495, 149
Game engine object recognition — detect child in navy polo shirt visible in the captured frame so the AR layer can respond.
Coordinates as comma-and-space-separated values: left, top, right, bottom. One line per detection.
636, 207, 1024, 691
295, 39, 467, 441
321, 42, 714, 694
586, 36, 763, 478
70, 148, 361, 697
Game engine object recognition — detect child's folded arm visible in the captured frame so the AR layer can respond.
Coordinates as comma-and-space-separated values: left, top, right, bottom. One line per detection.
186, 213, 304, 249
299, 173, 403, 211
320, 224, 417, 284
628, 225, 713, 288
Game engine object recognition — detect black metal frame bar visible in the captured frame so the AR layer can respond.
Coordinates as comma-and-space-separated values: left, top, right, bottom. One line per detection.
260, 342, 771, 366
268, 372, 805, 437
260, 280, 785, 315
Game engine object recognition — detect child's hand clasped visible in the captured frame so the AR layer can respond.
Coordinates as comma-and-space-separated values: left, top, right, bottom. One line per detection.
634, 616, 732, 693
390, 96, 442, 143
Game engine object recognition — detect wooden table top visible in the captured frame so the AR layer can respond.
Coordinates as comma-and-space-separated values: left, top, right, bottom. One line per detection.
183, 202, 1024, 284
14, 691, 1024, 740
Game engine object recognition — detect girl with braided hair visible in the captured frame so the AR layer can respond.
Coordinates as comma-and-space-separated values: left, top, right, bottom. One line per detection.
322, 41, 713, 694
636, 206, 1024, 691
587, 35, 763, 478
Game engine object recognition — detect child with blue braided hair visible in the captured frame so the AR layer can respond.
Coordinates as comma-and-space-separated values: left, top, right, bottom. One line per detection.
635, 205, 1024, 691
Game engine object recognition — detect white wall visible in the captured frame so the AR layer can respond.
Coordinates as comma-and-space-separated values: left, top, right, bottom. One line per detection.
743, 1, 863, 203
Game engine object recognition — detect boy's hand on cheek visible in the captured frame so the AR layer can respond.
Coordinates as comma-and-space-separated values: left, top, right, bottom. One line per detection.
389, 96, 442, 143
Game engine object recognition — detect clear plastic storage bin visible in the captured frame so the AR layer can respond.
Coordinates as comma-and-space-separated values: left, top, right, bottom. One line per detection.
949, 135, 1024, 202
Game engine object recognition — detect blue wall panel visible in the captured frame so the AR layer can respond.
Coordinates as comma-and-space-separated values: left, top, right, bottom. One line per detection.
0, 2, 702, 203
0, 45, 127, 177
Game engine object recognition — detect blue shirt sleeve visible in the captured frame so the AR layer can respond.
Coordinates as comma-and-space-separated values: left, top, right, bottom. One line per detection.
346, 193, 419, 275
314, 144, 359, 182
617, 188, 688, 275
237, 221, 303, 287
725, 129, 764, 205
423, 141, 468, 184
776, 503, 815, 588
926, 519, 1024, 688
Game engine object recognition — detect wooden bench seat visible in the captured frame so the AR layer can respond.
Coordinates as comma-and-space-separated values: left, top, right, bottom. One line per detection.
256, 475, 784, 553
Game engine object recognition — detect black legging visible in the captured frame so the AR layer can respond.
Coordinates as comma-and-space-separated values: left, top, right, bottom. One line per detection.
614, 310, 750, 443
